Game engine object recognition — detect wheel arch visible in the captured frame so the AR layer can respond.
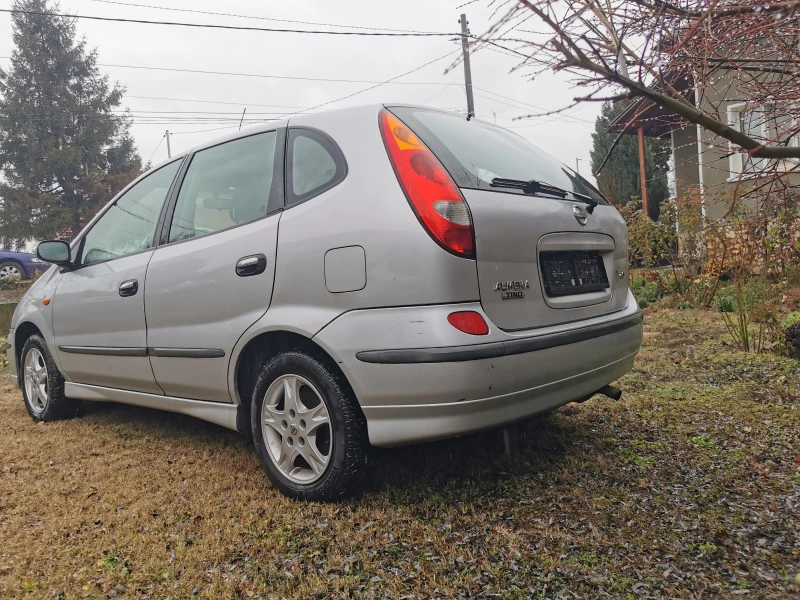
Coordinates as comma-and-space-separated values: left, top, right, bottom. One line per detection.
233, 329, 360, 421
14, 321, 43, 376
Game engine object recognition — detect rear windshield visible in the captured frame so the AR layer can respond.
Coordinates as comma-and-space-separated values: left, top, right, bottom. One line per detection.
389, 106, 605, 203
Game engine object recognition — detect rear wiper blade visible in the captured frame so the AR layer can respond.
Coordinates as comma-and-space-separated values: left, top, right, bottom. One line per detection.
490, 178, 598, 213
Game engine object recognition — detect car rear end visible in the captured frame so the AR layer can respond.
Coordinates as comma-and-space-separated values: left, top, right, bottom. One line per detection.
313, 104, 642, 447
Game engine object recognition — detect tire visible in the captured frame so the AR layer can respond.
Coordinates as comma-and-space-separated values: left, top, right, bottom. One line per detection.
19, 334, 78, 421
0, 260, 25, 280
250, 350, 370, 501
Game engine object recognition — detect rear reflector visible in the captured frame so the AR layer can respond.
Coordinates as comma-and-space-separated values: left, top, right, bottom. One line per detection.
447, 311, 489, 335
379, 109, 474, 259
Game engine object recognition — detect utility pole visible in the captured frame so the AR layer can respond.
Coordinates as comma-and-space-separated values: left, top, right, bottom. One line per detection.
575, 158, 590, 176
165, 130, 171, 158
459, 14, 475, 120
637, 127, 650, 219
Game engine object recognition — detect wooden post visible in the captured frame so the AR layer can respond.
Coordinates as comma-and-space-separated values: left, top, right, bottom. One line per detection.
637, 127, 650, 219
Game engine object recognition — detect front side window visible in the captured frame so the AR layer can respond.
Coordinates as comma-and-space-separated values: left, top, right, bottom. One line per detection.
80, 160, 181, 266
287, 128, 347, 206
168, 131, 279, 243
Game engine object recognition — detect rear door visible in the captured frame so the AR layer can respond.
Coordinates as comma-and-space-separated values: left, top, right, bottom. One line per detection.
388, 106, 629, 331
53, 159, 182, 393
144, 129, 285, 402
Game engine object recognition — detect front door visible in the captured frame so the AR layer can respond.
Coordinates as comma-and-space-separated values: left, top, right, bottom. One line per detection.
53, 159, 183, 393
144, 130, 284, 402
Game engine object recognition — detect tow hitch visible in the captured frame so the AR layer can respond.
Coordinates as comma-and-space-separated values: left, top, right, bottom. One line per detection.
575, 384, 623, 403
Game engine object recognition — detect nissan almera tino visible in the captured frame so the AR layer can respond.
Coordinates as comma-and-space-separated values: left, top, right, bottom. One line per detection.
8, 104, 642, 500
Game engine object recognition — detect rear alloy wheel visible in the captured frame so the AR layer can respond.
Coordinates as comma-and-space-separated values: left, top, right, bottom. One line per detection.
261, 374, 332, 483
0, 261, 24, 280
20, 334, 78, 421
251, 350, 369, 500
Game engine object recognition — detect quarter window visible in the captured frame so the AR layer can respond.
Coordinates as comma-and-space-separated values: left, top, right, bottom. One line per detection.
168, 131, 280, 243
287, 128, 346, 205
80, 160, 181, 266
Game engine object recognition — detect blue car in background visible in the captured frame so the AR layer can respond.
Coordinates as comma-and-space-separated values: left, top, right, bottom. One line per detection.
0, 250, 49, 280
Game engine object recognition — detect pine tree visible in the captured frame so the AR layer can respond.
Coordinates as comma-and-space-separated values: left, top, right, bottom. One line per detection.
590, 101, 669, 220
0, 0, 142, 242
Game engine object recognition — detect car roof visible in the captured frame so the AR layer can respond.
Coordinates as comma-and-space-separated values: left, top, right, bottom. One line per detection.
146, 103, 509, 174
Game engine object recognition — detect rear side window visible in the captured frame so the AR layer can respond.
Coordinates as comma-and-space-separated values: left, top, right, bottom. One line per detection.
168, 131, 281, 243
287, 128, 346, 206
389, 107, 605, 203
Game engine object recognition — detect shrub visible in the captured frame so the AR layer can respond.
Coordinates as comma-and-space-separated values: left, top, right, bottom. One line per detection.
783, 312, 800, 358
631, 276, 660, 308
715, 295, 735, 313
676, 300, 695, 310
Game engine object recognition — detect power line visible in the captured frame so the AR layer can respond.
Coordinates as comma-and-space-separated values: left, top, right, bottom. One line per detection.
1, 109, 299, 115
170, 49, 460, 133
145, 132, 165, 164
277, 50, 460, 119
170, 125, 245, 136
88, 0, 445, 34
51, 61, 452, 86
472, 92, 592, 124
0, 8, 529, 62
124, 95, 305, 109
0, 8, 460, 37
0, 56, 476, 89
473, 87, 595, 124
423, 74, 463, 105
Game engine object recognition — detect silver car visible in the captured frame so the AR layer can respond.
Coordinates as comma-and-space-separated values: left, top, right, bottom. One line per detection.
7, 104, 642, 500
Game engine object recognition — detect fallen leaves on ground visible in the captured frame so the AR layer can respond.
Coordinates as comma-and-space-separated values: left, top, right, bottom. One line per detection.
0, 309, 797, 599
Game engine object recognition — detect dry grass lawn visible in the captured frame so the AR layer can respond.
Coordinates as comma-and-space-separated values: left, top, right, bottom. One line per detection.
0, 309, 798, 599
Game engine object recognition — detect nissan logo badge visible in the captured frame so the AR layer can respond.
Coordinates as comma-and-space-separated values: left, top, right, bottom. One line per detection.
573, 204, 588, 225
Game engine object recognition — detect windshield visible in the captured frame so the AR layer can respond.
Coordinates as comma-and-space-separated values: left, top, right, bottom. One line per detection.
389, 106, 605, 203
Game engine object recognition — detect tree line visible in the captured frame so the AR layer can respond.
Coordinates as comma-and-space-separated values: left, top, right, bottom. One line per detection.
0, 0, 142, 250
0, 0, 676, 253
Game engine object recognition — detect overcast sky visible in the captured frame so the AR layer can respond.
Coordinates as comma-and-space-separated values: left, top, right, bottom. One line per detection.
0, 0, 600, 181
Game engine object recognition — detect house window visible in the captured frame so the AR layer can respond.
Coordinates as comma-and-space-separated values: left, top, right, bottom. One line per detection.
727, 102, 799, 176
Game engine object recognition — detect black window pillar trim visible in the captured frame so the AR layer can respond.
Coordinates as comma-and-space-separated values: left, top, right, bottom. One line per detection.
155, 154, 192, 247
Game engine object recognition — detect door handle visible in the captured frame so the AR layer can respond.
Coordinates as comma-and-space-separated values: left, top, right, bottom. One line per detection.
119, 279, 138, 297
236, 254, 267, 277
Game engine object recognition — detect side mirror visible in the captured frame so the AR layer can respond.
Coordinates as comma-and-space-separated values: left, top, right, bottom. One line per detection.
36, 240, 72, 266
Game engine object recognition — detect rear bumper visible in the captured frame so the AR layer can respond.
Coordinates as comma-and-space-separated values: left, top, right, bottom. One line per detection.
363, 350, 636, 446
313, 293, 643, 447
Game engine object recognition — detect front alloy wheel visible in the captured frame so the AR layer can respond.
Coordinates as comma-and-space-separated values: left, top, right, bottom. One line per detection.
19, 334, 77, 421
23, 347, 49, 414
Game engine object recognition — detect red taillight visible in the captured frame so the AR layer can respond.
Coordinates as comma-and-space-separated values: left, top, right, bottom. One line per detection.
379, 109, 474, 258
447, 311, 489, 335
